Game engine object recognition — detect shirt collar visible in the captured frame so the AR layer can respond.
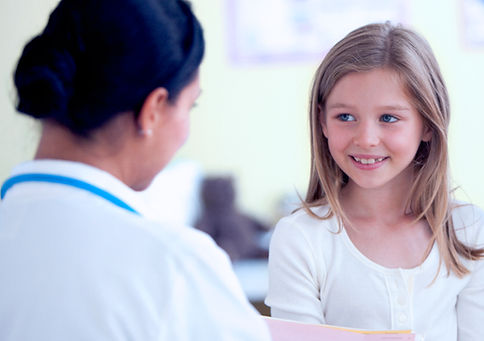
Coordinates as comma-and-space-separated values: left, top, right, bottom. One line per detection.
8, 159, 150, 216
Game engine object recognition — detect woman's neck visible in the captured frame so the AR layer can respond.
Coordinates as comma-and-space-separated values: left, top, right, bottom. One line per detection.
34, 119, 141, 190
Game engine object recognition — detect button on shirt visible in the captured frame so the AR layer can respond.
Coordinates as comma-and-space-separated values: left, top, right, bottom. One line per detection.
0, 160, 271, 341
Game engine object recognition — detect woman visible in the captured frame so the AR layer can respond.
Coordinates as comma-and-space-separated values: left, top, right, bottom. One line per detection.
0, 0, 271, 340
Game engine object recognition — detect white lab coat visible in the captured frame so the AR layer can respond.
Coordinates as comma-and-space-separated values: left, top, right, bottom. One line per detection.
0, 159, 271, 341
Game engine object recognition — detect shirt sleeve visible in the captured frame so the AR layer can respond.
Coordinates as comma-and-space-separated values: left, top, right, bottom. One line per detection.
264, 214, 326, 324
456, 258, 484, 340
162, 228, 272, 341
456, 205, 484, 341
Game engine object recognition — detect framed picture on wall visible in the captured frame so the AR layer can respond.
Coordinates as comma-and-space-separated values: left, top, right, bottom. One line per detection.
459, 0, 484, 48
225, 0, 410, 64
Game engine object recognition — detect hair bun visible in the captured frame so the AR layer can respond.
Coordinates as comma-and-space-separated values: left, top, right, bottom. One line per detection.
14, 35, 76, 120
13, 0, 204, 136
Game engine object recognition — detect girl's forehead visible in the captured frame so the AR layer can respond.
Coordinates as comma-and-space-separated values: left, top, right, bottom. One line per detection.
332, 68, 403, 89
325, 68, 410, 105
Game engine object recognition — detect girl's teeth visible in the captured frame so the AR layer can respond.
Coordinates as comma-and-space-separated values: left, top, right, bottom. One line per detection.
353, 157, 384, 164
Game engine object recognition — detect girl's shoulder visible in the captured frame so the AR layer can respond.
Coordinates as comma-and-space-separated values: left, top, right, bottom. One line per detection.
275, 204, 340, 235
451, 201, 484, 246
270, 205, 342, 272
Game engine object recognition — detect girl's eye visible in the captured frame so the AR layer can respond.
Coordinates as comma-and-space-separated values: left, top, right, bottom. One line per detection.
381, 114, 398, 123
337, 113, 355, 122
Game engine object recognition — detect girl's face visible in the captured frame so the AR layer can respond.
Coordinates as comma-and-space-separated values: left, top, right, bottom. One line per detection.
321, 68, 431, 192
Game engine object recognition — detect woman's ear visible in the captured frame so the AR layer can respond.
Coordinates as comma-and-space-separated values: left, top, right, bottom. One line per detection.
137, 87, 169, 137
318, 104, 328, 138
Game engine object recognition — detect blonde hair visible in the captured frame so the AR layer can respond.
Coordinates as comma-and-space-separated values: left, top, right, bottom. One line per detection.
304, 22, 484, 277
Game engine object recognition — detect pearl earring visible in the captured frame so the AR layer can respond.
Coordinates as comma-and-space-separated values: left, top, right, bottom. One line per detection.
139, 129, 153, 137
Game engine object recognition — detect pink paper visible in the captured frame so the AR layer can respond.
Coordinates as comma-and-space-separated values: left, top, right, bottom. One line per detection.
263, 317, 415, 341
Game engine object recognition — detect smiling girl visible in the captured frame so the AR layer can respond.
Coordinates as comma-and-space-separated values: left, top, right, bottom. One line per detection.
265, 22, 484, 341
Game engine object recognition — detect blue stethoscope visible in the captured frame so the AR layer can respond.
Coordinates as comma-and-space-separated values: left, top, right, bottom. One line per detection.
1, 173, 140, 215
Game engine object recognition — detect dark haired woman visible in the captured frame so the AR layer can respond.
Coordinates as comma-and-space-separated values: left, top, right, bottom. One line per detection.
0, 0, 271, 340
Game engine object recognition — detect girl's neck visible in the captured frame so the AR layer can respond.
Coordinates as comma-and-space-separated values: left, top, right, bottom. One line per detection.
340, 168, 414, 225
338, 169, 433, 269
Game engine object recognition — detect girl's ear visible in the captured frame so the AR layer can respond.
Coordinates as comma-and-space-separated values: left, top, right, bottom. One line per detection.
318, 104, 328, 138
422, 124, 432, 142
136, 87, 170, 137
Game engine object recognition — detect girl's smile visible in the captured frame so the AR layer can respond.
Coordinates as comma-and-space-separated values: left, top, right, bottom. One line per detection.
322, 68, 432, 191
350, 155, 388, 170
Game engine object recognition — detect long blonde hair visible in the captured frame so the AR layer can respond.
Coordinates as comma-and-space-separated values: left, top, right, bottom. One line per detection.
304, 22, 483, 277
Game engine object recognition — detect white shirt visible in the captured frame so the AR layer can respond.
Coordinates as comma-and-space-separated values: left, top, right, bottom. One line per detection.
0, 160, 271, 341
265, 204, 484, 341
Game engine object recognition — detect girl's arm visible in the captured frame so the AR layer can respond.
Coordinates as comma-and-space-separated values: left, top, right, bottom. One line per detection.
456, 205, 484, 340
456, 259, 484, 340
264, 215, 326, 324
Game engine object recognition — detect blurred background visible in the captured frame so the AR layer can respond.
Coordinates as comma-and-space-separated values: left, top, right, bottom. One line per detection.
2, 0, 484, 314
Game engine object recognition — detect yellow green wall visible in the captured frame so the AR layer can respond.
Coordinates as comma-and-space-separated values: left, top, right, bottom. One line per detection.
1, 0, 483, 223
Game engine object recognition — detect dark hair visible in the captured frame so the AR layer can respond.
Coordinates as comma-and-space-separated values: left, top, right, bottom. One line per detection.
14, 0, 204, 136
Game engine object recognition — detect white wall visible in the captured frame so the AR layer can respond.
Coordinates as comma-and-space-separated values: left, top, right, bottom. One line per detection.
183, 0, 484, 221
0, 0, 59, 184
1, 0, 483, 224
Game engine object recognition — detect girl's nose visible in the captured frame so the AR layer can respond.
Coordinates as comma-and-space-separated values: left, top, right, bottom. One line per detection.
353, 121, 379, 148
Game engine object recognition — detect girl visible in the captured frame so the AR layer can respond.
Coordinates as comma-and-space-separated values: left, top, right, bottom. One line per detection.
265, 22, 484, 341
0, 0, 271, 340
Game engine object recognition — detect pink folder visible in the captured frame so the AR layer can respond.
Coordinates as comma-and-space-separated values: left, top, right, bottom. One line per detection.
263, 316, 416, 341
